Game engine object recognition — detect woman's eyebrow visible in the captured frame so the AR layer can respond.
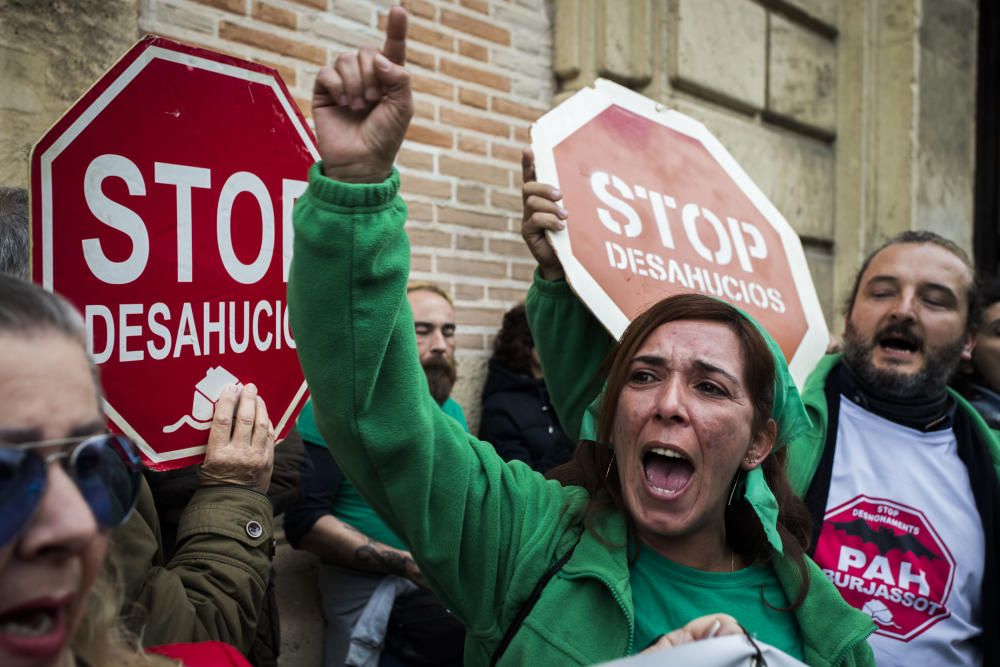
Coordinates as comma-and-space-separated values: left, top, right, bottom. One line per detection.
0, 426, 43, 444
691, 359, 739, 385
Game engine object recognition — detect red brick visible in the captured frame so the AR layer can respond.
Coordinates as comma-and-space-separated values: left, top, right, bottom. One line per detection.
193, 0, 247, 13
254, 56, 296, 87
408, 21, 455, 51
253, 1, 296, 28
411, 74, 454, 100
457, 305, 509, 325
455, 284, 485, 301
492, 97, 544, 122
441, 107, 508, 137
408, 228, 452, 247
490, 190, 522, 211
488, 286, 529, 303
458, 135, 488, 156
456, 332, 485, 350
439, 257, 507, 279
414, 98, 436, 120
398, 148, 434, 171
459, 40, 488, 62
405, 122, 453, 149
286, 0, 326, 9
459, 87, 488, 109
491, 143, 524, 165
458, 0, 489, 14
402, 0, 435, 20
456, 234, 485, 251
441, 58, 510, 91
437, 204, 508, 230
489, 237, 532, 259
405, 201, 434, 221
439, 156, 508, 186
407, 46, 436, 70
457, 183, 486, 204
442, 9, 510, 45
220, 21, 326, 64
410, 255, 433, 272
512, 125, 530, 143
402, 174, 452, 199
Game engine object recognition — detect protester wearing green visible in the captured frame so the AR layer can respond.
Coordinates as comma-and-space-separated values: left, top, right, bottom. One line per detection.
289, 10, 874, 666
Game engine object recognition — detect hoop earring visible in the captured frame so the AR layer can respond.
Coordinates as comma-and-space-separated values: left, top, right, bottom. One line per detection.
604, 451, 616, 480
727, 469, 743, 507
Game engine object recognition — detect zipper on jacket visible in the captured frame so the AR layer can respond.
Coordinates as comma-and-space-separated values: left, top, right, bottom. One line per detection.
561, 570, 635, 655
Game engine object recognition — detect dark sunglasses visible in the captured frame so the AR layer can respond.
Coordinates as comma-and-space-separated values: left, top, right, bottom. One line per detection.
0, 434, 143, 548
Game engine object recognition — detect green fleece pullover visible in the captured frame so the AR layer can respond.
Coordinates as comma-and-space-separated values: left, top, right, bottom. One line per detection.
288, 166, 874, 666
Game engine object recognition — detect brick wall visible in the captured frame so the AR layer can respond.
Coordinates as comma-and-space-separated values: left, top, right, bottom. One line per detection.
139, 0, 555, 429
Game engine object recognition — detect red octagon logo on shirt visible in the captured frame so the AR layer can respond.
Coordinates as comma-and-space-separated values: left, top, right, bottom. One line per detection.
814, 496, 955, 641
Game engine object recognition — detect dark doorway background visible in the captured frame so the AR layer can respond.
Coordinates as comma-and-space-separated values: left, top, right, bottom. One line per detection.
975, 0, 1000, 277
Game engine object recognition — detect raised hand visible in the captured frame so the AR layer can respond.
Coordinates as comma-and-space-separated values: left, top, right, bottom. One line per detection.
312, 6, 412, 183
520, 147, 567, 281
199, 383, 276, 494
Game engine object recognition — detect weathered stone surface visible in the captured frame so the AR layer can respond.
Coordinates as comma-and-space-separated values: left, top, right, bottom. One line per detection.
672, 0, 766, 110
672, 97, 835, 242
772, 0, 839, 30
453, 353, 488, 432
595, 0, 651, 86
803, 244, 835, 326
767, 13, 837, 134
273, 532, 323, 667
0, 0, 140, 188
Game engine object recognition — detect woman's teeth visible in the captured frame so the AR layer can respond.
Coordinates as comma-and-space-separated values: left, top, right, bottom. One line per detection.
0, 610, 55, 636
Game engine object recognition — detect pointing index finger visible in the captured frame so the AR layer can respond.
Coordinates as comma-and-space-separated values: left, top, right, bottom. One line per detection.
382, 6, 407, 65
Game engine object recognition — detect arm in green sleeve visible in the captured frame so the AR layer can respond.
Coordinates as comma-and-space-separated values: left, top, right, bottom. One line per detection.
288, 164, 586, 643
525, 273, 615, 442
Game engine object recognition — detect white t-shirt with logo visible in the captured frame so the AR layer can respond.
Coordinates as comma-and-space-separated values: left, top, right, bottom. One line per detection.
812, 397, 984, 666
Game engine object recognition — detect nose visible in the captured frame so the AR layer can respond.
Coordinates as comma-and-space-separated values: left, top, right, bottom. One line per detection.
16, 464, 100, 560
653, 375, 689, 425
889, 289, 918, 323
429, 327, 447, 354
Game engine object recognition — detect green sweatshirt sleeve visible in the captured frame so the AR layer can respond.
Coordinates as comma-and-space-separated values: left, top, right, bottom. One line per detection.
288, 164, 587, 647
525, 273, 614, 442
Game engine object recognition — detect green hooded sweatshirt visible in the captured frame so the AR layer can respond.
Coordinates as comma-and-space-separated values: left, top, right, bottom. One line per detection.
288, 165, 874, 666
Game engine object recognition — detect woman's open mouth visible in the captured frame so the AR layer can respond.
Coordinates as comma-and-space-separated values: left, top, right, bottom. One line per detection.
0, 599, 69, 660
643, 447, 694, 497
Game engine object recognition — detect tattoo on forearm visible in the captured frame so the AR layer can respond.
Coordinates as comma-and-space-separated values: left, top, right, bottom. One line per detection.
355, 538, 415, 578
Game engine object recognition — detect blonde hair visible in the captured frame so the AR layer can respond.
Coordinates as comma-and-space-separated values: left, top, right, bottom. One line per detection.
72, 552, 162, 667
406, 281, 453, 307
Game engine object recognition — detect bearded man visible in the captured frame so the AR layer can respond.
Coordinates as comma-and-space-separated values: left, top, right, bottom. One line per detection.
784, 231, 998, 667
407, 282, 468, 428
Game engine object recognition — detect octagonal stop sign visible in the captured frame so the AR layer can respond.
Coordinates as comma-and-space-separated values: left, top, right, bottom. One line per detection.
531, 80, 828, 385
29, 36, 316, 470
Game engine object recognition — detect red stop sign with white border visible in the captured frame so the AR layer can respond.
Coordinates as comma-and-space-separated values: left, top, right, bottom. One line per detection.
531, 80, 828, 385
29, 36, 316, 470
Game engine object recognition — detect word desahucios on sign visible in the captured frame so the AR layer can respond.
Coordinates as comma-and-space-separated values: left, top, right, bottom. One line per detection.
30, 36, 316, 470
531, 80, 828, 385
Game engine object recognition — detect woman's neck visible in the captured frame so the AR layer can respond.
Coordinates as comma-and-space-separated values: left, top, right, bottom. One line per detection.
638, 527, 744, 572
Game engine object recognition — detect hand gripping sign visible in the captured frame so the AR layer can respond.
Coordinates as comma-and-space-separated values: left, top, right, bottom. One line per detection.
30, 36, 315, 470
531, 80, 828, 385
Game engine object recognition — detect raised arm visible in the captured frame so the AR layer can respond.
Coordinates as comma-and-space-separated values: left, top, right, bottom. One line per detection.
288, 10, 584, 657
520, 149, 613, 442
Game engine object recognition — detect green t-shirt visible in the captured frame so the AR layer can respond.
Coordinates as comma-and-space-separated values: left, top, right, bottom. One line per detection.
296, 396, 468, 553
630, 543, 804, 660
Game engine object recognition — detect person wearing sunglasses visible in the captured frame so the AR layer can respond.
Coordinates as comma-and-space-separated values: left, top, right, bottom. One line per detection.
0, 274, 275, 667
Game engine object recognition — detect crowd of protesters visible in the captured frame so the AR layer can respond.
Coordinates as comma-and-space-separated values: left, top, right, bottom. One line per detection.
2, 5, 999, 667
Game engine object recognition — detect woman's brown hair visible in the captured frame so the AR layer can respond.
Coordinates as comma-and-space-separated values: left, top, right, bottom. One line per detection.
547, 293, 814, 607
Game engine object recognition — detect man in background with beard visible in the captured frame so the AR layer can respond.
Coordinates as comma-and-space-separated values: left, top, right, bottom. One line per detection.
789, 231, 999, 667
283, 281, 466, 667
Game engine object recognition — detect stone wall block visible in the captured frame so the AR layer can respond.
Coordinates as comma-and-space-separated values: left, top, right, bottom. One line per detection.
765, 0, 838, 32
767, 14, 837, 135
553, 0, 583, 81
671, 0, 766, 110
595, 0, 652, 87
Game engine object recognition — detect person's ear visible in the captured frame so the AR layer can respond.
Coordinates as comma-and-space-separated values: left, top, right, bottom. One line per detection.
961, 330, 976, 362
742, 419, 777, 470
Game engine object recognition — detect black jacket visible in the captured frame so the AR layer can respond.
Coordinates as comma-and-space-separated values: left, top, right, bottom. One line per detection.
478, 358, 574, 473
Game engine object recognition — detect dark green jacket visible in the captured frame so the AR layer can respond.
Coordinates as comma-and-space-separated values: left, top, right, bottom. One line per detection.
287, 166, 874, 666
113, 479, 275, 653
